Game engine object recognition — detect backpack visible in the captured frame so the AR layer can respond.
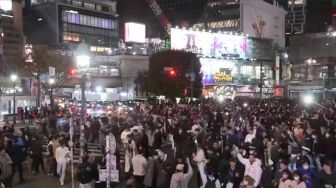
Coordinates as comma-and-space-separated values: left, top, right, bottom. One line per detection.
204, 176, 217, 188
77, 165, 93, 184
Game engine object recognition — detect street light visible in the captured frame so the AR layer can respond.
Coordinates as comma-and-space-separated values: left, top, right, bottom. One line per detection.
48, 78, 55, 107
75, 41, 91, 164
303, 95, 314, 105
10, 74, 17, 124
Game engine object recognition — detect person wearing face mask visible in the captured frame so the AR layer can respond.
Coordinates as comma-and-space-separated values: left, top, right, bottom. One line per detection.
278, 169, 291, 188
170, 158, 193, 188
291, 172, 306, 188
297, 160, 315, 188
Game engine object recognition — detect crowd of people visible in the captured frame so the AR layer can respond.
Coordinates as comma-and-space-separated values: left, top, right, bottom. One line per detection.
111, 98, 336, 188
1, 98, 336, 188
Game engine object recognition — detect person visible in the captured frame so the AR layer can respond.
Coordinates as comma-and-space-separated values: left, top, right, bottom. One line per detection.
297, 160, 315, 188
30, 136, 45, 174
278, 169, 292, 188
316, 160, 336, 188
8, 133, 25, 183
77, 156, 95, 188
55, 140, 70, 186
220, 158, 243, 188
203, 164, 221, 188
237, 151, 262, 187
132, 148, 148, 188
291, 171, 306, 188
170, 158, 193, 188
51, 135, 60, 176
0, 146, 12, 188
193, 144, 206, 187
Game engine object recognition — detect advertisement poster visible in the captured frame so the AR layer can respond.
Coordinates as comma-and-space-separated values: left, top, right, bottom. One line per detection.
171, 28, 249, 59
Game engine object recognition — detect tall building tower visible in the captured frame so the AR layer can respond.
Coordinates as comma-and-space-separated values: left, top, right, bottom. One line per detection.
286, 0, 306, 34
0, 0, 24, 74
194, 0, 286, 48
23, 0, 119, 52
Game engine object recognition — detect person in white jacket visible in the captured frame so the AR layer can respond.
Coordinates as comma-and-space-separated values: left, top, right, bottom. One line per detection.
237, 151, 262, 187
193, 145, 206, 188
55, 140, 70, 186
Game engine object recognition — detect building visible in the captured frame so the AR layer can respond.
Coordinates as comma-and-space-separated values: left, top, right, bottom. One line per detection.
194, 0, 286, 48
286, 0, 306, 34
23, 0, 118, 51
23, 0, 125, 101
0, 0, 36, 119
288, 32, 336, 100
0, 0, 24, 74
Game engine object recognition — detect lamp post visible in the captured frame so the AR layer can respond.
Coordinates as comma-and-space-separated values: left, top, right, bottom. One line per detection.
10, 74, 17, 124
75, 41, 91, 163
48, 78, 55, 107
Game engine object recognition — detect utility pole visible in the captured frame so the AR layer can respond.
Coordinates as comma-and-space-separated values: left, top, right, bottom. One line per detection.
260, 61, 263, 102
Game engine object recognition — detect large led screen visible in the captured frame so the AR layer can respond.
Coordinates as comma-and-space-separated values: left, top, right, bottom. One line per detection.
171, 28, 249, 59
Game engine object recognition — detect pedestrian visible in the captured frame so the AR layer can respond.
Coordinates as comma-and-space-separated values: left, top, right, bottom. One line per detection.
132, 148, 148, 188
55, 140, 70, 186
169, 157, 193, 188
278, 169, 292, 188
30, 136, 45, 175
0, 146, 12, 188
77, 156, 95, 188
237, 151, 262, 187
7, 132, 25, 183
291, 171, 307, 188
316, 160, 336, 188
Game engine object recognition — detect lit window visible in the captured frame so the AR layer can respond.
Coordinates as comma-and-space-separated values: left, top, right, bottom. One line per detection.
63, 32, 80, 42
73, 0, 82, 7
84, 2, 95, 9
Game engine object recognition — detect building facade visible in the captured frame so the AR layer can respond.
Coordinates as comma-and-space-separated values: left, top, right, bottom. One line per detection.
286, 0, 306, 34
23, 0, 118, 52
288, 32, 336, 100
193, 0, 286, 48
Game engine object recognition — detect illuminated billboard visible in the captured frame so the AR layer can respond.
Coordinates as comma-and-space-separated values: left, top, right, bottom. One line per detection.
171, 28, 249, 59
200, 58, 236, 85
125, 22, 146, 43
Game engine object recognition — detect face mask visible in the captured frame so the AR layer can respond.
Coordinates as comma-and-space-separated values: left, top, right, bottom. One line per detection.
294, 176, 299, 181
312, 135, 316, 139
243, 181, 249, 185
303, 165, 309, 170
326, 134, 330, 138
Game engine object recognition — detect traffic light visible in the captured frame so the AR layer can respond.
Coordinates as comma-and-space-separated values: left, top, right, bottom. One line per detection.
169, 70, 176, 76
68, 68, 77, 77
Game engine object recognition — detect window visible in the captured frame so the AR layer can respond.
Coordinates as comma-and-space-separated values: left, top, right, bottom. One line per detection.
73, 0, 82, 7
84, 2, 95, 9
62, 11, 117, 29
101, 5, 110, 12
96, 5, 102, 11
63, 32, 80, 42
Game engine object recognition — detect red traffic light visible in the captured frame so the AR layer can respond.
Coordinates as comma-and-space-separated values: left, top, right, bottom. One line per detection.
169, 70, 176, 76
69, 68, 77, 77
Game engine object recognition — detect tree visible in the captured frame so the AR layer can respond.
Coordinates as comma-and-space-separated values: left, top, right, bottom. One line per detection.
138, 50, 202, 99
8, 45, 74, 106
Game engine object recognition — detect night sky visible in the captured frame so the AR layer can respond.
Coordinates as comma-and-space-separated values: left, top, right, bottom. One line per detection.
117, 0, 164, 38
